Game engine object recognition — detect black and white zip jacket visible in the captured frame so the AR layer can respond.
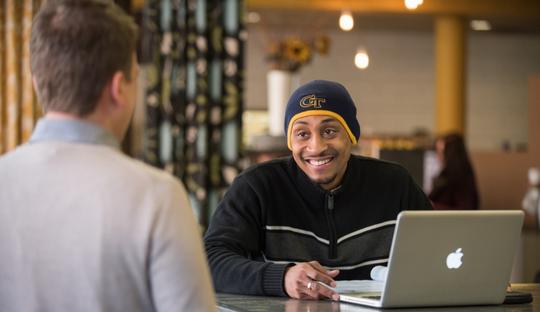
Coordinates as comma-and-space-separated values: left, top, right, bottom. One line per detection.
204, 155, 432, 297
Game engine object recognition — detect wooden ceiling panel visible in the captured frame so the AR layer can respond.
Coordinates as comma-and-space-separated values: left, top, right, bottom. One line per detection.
246, 0, 540, 33
246, 0, 540, 17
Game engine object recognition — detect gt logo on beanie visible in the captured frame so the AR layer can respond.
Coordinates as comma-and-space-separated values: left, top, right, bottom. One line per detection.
284, 80, 361, 150
300, 95, 326, 109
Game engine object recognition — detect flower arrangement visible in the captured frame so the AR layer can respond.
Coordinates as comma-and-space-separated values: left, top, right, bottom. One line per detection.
266, 35, 330, 73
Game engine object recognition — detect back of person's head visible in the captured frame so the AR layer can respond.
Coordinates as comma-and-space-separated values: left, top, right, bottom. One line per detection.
30, 0, 138, 117
440, 133, 474, 179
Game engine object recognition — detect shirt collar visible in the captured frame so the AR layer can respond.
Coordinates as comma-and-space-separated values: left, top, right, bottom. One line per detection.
29, 118, 120, 149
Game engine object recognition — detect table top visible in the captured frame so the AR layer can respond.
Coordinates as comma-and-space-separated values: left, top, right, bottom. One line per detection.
217, 284, 539, 312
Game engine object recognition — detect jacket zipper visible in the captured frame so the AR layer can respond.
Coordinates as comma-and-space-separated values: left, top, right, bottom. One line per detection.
326, 192, 337, 259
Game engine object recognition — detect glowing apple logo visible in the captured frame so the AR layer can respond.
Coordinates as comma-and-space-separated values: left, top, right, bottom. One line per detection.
446, 248, 464, 269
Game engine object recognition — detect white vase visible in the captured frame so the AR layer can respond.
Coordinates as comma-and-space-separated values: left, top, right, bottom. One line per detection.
266, 70, 300, 137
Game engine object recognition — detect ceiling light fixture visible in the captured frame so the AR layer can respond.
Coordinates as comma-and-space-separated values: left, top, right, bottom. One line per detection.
470, 20, 491, 31
354, 48, 369, 70
404, 0, 423, 10
339, 10, 354, 31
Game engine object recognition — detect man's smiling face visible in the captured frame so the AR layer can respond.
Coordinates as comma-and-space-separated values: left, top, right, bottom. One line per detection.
290, 115, 352, 190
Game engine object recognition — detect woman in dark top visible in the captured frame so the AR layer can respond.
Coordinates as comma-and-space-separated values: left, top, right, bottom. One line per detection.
429, 133, 480, 210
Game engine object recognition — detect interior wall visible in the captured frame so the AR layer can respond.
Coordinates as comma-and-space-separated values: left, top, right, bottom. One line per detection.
471, 76, 540, 211
245, 26, 540, 150
471, 76, 540, 282
467, 34, 540, 151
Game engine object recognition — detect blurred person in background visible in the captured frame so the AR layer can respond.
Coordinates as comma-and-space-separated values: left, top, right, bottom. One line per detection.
429, 133, 480, 210
522, 168, 540, 283
0, 1, 215, 311
522, 167, 540, 229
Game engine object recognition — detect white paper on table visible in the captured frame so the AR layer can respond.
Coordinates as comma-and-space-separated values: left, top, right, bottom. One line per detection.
333, 280, 384, 294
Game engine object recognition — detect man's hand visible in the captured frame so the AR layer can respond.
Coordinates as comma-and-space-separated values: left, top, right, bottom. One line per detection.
284, 261, 340, 300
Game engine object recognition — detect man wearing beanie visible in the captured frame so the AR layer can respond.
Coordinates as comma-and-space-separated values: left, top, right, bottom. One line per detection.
205, 80, 432, 300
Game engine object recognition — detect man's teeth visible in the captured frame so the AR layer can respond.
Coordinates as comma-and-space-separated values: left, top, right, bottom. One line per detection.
308, 158, 332, 166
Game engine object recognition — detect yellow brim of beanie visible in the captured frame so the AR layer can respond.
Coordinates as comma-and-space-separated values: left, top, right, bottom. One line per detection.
287, 110, 358, 150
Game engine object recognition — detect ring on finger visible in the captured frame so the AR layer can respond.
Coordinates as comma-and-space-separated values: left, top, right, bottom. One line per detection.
307, 281, 313, 291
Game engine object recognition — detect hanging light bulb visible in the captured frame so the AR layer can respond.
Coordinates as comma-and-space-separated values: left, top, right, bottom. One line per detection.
404, 0, 423, 10
339, 10, 354, 31
470, 20, 491, 31
354, 48, 369, 69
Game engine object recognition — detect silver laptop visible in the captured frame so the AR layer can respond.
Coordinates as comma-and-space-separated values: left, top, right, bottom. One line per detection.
337, 210, 524, 308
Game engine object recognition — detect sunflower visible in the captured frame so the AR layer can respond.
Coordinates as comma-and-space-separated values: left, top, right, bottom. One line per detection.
283, 38, 311, 65
266, 35, 329, 72
313, 35, 330, 55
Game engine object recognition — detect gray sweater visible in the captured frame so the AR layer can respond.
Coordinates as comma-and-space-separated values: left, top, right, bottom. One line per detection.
0, 118, 216, 312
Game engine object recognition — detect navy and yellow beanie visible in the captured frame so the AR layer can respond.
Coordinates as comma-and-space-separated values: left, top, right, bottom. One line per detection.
284, 80, 361, 150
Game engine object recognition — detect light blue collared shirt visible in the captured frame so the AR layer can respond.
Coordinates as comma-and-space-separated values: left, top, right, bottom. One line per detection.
29, 118, 119, 149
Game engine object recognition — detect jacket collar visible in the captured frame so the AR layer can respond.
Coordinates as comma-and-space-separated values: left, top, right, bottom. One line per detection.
288, 155, 354, 197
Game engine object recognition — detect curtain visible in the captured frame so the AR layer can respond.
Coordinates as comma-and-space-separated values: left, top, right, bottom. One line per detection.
141, 0, 245, 227
0, 0, 41, 155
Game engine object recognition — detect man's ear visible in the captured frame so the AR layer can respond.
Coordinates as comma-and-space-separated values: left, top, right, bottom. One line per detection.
109, 71, 126, 108
32, 77, 42, 100
32, 77, 39, 92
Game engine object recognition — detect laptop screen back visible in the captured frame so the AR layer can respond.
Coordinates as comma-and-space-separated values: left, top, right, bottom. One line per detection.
381, 210, 523, 308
